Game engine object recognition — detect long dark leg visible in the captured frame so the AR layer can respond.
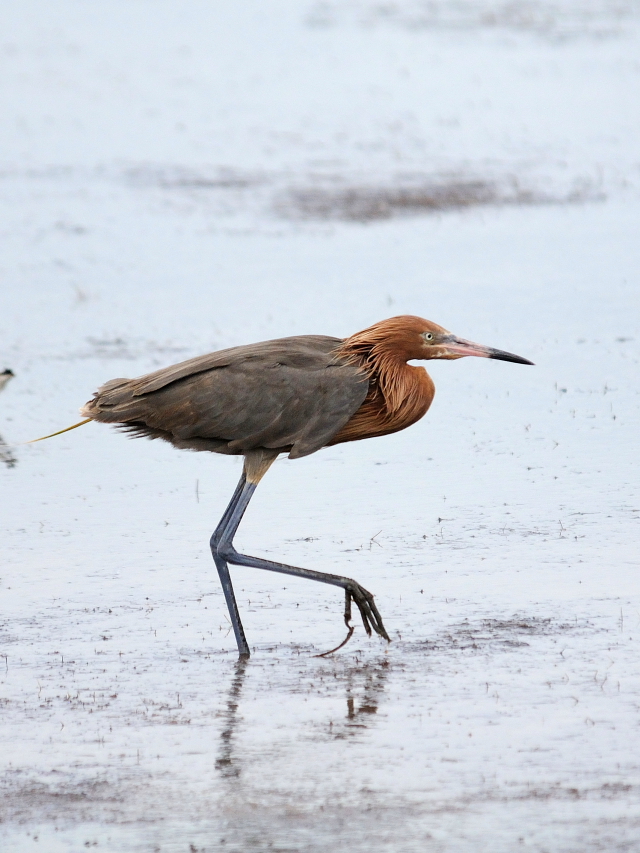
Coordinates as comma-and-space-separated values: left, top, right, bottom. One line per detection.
212, 451, 390, 656
211, 472, 246, 550
210, 472, 251, 656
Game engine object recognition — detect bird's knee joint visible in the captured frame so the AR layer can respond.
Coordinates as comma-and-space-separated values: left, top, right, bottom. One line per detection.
217, 542, 237, 562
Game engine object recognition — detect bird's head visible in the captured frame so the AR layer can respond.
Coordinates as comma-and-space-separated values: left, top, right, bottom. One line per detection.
345, 316, 533, 365
341, 315, 533, 364
412, 318, 533, 364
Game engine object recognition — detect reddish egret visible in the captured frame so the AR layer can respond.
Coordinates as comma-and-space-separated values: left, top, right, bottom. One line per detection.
41, 316, 532, 656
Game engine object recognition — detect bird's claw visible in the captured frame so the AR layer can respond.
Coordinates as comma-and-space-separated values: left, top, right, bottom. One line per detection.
315, 583, 389, 657
344, 582, 390, 643
315, 622, 355, 657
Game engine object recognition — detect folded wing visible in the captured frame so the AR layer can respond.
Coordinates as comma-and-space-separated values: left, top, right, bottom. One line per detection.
82, 335, 369, 459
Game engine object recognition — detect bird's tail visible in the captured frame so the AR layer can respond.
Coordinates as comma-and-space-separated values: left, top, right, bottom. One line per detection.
28, 418, 92, 444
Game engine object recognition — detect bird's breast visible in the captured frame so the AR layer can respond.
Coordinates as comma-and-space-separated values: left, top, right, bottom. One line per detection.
328, 363, 435, 445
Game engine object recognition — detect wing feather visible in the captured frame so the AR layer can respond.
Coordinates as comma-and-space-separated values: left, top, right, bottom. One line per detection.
82, 335, 369, 458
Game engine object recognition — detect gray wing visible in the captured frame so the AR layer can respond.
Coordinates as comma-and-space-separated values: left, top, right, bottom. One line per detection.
82, 335, 369, 459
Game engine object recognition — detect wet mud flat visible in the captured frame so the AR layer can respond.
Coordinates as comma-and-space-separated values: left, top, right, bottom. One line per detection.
2, 608, 640, 853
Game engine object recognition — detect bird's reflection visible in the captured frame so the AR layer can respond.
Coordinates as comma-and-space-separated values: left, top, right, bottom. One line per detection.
333, 657, 389, 738
0, 369, 16, 468
214, 654, 390, 779
0, 434, 16, 468
215, 656, 248, 778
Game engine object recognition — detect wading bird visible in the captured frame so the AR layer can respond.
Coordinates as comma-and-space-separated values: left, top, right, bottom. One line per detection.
40, 316, 532, 656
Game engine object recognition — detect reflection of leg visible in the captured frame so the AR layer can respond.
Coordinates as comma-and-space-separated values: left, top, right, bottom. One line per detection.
359, 658, 389, 716
345, 658, 389, 728
210, 473, 251, 656
216, 451, 390, 647
0, 433, 16, 468
216, 656, 248, 777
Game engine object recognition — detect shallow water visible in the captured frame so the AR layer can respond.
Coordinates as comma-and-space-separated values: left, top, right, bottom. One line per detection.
1, 1, 640, 850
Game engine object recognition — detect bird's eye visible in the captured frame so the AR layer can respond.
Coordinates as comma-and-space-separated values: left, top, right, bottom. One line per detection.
424, 332, 433, 341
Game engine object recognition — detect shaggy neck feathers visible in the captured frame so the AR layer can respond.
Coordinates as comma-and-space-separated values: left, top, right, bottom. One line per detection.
330, 317, 436, 445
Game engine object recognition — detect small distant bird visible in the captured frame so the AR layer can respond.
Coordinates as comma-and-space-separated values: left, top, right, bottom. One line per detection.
0, 368, 14, 394
37, 317, 532, 656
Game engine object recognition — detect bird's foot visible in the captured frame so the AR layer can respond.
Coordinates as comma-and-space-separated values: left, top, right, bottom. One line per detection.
344, 581, 390, 643
315, 583, 389, 657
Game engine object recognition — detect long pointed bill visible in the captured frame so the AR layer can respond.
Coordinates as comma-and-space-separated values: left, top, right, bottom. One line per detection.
443, 336, 534, 365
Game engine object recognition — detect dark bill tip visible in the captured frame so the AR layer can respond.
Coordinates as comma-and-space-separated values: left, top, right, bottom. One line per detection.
489, 349, 535, 366
442, 336, 534, 364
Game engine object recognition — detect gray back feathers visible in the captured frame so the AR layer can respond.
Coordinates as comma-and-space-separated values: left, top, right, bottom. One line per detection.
82, 336, 369, 459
